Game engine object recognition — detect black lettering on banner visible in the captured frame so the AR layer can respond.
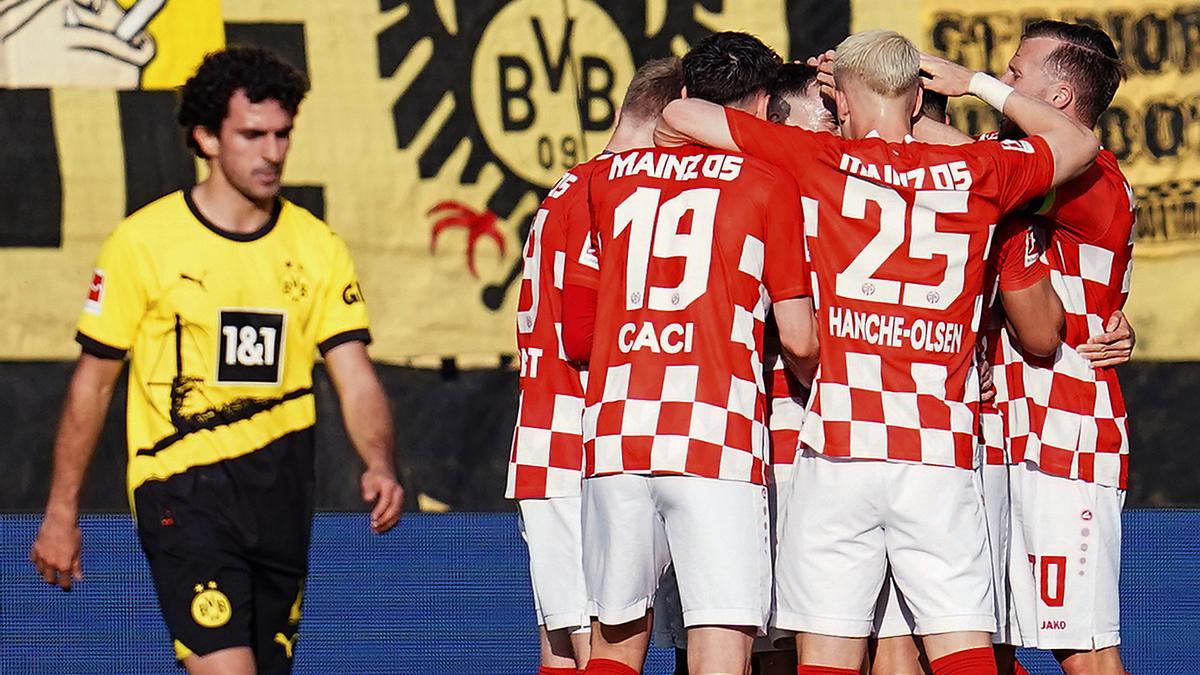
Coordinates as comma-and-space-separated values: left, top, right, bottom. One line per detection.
499, 56, 535, 131
1134, 12, 1169, 73
1144, 101, 1186, 158
578, 56, 616, 131
929, 8, 1200, 78
1135, 179, 1200, 243
531, 16, 574, 91
0, 90, 62, 248
118, 91, 197, 215
217, 310, 286, 385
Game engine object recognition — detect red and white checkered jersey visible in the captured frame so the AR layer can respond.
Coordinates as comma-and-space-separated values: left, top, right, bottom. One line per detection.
578, 145, 809, 485
763, 322, 810, 470
506, 156, 610, 499
727, 109, 1055, 470
979, 218, 1050, 466
1003, 150, 1134, 488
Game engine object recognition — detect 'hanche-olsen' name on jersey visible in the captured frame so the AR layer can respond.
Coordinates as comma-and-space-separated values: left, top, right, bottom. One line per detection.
726, 109, 1055, 470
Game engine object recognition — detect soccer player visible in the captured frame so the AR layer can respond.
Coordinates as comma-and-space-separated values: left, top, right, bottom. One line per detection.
650, 62, 837, 675
658, 28, 1099, 675
987, 21, 1135, 675
564, 32, 817, 675
28, 47, 403, 674
508, 56, 683, 675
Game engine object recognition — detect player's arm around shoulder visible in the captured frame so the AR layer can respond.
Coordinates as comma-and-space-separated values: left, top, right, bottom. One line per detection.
919, 53, 1099, 189
760, 167, 819, 383
994, 221, 1064, 357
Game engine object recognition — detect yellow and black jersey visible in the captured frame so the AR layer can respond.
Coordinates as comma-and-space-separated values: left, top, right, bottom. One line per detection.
76, 190, 370, 495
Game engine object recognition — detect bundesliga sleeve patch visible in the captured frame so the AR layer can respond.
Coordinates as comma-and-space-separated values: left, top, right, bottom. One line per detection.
216, 309, 287, 385
84, 269, 105, 315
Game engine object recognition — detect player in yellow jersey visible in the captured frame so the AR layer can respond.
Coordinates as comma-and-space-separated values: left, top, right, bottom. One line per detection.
29, 46, 404, 674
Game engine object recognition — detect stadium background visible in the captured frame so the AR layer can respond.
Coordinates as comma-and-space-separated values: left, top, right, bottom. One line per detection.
0, 0, 1197, 672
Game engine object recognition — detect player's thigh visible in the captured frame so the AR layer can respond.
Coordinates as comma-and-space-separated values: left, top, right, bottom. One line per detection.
884, 463, 995, 637
519, 496, 589, 631
654, 476, 770, 630
581, 474, 669, 625
652, 564, 687, 651
181, 646, 256, 675
872, 568, 916, 641
135, 484, 255, 660
774, 452, 888, 637
1011, 463, 1123, 651
981, 461, 1015, 645
249, 561, 305, 674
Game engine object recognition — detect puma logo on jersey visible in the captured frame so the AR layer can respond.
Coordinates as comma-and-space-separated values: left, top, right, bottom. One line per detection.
216, 309, 286, 385
179, 273, 207, 290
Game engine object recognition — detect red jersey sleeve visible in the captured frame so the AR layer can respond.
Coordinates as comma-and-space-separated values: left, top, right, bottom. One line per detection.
761, 170, 810, 301
976, 135, 1056, 214
726, 107, 824, 175
562, 194, 600, 291
993, 217, 1047, 292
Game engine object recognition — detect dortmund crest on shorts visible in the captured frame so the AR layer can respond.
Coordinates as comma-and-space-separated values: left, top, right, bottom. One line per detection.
190, 581, 231, 628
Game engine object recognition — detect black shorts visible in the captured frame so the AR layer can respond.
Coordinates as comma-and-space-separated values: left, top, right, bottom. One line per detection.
133, 431, 315, 673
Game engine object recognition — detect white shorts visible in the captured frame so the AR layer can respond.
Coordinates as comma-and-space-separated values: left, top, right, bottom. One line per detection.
776, 452, 995, 638
1008, 462, 1124, 650
872, 460, 1013, 641
654, 474, 793, 651
582, 474, 771, 630
518, 497, 590, 632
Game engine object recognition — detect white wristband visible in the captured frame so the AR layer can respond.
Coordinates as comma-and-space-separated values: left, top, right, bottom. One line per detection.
968, 72, 1014, 112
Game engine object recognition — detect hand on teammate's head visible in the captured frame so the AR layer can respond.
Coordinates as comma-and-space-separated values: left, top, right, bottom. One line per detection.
918, 53, 974, 97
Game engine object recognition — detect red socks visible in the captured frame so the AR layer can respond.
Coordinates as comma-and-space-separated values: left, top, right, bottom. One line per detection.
797, 667, 859, 675
582, 659, 639, 675
930, 646, 998, 675
538, 667, 576, 675
1010, 659, 1029, 675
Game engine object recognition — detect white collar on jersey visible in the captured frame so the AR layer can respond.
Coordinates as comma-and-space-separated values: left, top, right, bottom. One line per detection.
864, 129, 917, 143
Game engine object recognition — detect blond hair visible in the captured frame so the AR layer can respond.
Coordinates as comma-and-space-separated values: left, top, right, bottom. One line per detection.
833, 29, 919, 97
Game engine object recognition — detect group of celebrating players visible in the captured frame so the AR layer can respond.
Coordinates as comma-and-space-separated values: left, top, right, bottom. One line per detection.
508, 22, 1135, 675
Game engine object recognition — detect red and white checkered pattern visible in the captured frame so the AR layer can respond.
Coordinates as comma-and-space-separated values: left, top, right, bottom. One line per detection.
998, 151, 1133, 489
722, 113, 1056, 473
583, 362, 768, 482
763, 336, 809, 470
507, 158, 610, 499
579, 146, 808, 486
800, 353, 979, 469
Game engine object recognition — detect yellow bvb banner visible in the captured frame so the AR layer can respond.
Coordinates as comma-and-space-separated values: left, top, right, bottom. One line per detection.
915, 1, 1200, 360
0, 0, 1195, 363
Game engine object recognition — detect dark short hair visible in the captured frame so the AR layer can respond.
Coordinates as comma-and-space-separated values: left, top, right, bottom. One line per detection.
682, 31, 781, 106
767, 62, 819, 123
921, 89, 948, 122
178, 46, 310, 158
1022, 20, 1125, 126
621, 57, 683, 123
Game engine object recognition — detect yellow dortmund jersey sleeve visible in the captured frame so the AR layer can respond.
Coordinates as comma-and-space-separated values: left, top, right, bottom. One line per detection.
314, 232, 371, 355
75, 226, 148, 358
